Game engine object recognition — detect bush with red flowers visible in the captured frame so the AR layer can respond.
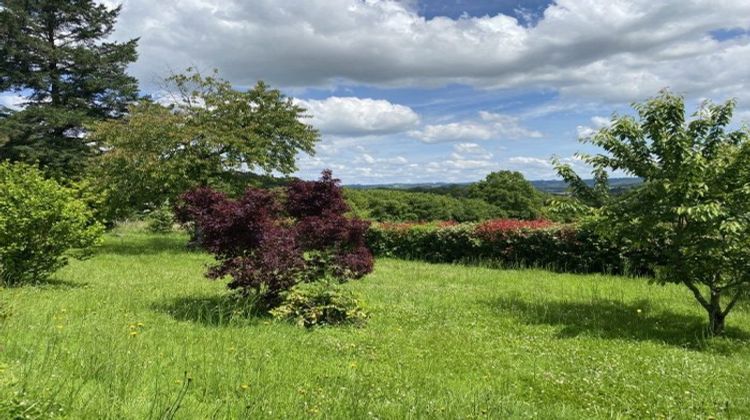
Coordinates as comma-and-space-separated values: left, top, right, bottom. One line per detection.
176, 170, 373, 305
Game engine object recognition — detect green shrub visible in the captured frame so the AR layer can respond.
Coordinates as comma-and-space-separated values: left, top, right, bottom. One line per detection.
146, 202, 175, 233
0, 162, 103, 284
271, 280, 368, 328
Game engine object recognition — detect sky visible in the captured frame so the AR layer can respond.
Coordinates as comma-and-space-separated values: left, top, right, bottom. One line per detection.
5, 0, 750, 184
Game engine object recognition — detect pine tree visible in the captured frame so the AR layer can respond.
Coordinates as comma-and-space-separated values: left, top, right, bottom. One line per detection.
0, 0, 138, 179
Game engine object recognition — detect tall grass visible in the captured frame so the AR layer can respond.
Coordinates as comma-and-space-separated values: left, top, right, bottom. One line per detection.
0, 230, 749, 418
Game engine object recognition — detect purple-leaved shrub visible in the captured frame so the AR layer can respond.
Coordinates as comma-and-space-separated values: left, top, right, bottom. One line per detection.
176, 170, 373, 305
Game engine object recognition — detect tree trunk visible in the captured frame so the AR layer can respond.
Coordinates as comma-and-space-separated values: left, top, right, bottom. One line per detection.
707, 289, 725, 336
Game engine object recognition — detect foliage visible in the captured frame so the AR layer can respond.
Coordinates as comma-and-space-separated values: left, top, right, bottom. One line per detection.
176, 171, 373, 305
90, 69, 319, 221
0, 0, 138, 179
345, 188, 506, 222
270, 280, 368, 328
0, 162, 102, 284
367, 220, 631, 274
146, 202, 175, 234
555, 91, 750, 335
468, 170, 546, 220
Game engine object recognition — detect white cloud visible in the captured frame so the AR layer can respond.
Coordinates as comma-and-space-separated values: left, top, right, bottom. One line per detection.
295, 97, 419, 136
410, 111, 541, 143
508, 156, 551, 167
505, 155, 591, 179
112, 0, 750, 102
576, 115, 612, 139
452, 142, 493, 160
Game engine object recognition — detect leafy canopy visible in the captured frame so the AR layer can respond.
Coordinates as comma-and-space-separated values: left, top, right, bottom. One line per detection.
468, 170, 545, 220
556, 91, 750, 335
91, 69, 320, 221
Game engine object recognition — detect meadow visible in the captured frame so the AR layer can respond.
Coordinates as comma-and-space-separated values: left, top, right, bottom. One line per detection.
1, 228, 749, 418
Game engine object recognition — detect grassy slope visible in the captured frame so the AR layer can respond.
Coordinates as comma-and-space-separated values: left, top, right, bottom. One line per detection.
1, 231, 749, 419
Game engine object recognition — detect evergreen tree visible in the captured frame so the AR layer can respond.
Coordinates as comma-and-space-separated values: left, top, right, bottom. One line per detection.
0, 0, 138, 178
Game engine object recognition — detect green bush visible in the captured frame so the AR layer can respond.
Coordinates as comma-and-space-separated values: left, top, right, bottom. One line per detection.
146, 202, 175, 233
0, 162, 103, 284
271, 280, 368, 328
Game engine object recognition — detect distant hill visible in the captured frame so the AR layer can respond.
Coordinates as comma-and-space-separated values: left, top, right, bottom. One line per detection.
345, 182, 471, 190
345, 178, 642, 195
529, 178, 642, 194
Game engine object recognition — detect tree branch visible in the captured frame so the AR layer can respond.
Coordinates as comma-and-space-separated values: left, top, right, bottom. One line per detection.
722, 292, 743, 318
684, 280, 710, 310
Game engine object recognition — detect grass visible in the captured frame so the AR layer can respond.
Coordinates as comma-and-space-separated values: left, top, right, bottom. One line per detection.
1, 229, 750, 418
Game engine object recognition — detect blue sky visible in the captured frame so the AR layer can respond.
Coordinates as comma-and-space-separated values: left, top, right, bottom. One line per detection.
6, 0, 749, 183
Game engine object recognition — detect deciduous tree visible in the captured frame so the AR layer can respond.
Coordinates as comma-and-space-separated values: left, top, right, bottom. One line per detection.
556, 91, 750, 335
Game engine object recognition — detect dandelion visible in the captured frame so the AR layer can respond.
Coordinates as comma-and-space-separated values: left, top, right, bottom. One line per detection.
240, 384, 249, 390
137, 322, 144, 327
130, 331, 138, 337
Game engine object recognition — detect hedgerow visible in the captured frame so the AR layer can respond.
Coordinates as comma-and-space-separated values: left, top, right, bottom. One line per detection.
367, 219, 646, 275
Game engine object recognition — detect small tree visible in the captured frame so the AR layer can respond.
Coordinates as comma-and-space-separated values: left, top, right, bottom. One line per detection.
468, 170, 545, 219
176, 170, 373, 305
556, 91, 750, 335
0, 162, 102, 284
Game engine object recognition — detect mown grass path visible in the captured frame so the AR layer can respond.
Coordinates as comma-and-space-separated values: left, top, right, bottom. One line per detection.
1, 231, 749, 418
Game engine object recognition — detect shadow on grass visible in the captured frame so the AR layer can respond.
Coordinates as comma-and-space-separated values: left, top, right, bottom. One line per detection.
487, 295, 750, 351
153, 294, 270, 327
97, 234, 193, 256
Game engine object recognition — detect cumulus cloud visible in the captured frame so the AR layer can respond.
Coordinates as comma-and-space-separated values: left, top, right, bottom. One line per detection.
295, 96, 419, 136
111, 0, 750, 102
410, 111, 542, 143
576, 115, 612, 138
452, 142, 493, 160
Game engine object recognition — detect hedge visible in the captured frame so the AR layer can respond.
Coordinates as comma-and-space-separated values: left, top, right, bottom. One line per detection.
366, 220, 652, 275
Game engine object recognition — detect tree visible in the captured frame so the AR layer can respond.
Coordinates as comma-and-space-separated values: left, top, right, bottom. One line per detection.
556, 91, 750, 335
468, 170, 545, 219
0, 0, 138, 179
0, 162, 102, 284
90, 69, 319, 221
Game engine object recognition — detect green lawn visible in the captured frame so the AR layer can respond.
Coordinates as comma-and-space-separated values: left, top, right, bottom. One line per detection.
1, 230, 749, 418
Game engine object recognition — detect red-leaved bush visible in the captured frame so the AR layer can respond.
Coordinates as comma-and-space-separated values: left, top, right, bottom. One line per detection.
176, 170, 373, 304
475, 219, 555, 240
